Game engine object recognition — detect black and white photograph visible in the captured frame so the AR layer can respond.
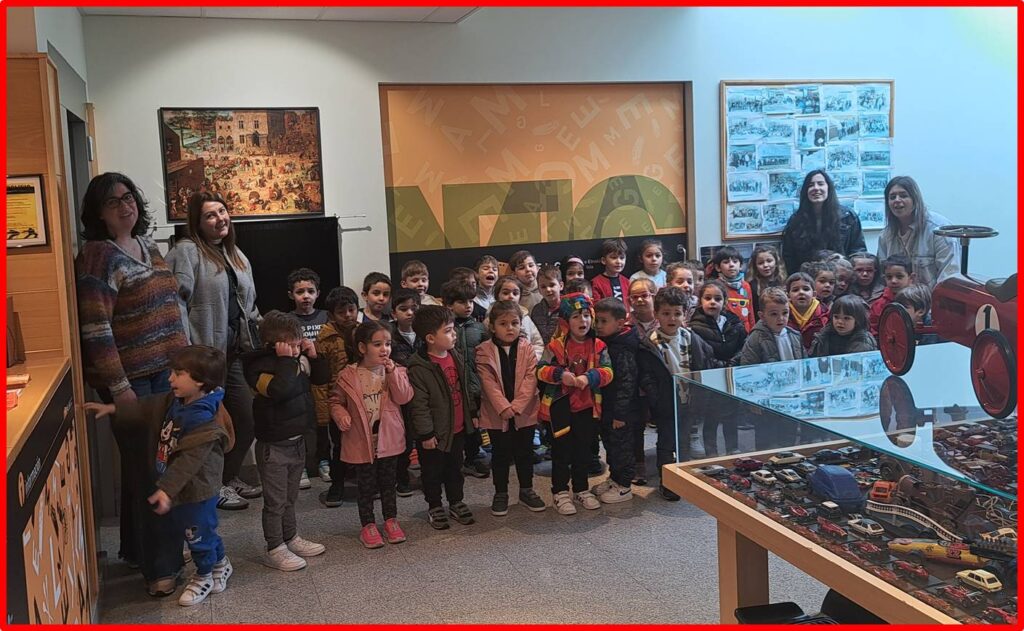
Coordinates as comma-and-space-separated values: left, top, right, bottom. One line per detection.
799, 148, 826, 172
795, 118, 828, 149
831, 355, 864, 385
821, 84, 857, 113
854, 199, 885, 229
790, 84, 821, 114
763, 117, 796, 143
828, 115, 860, 142
726, 171, 768, 202
857, 83, 891, 112
726, 87, 765, 113
861, 169, 891, 197
763, 87, 797, 114
762, 201, 796, 233
831, 170, 862, 197
801, 357, 832, 388
727, 115, 767, 143
859, 139, 892, 167
727, 144, 757, 171
756, 143, 795, 171
769, 171, 802, 200
859, 113, 890, 138
826, 142, 859, 171
861, 353, 889, 380
733, 362, 800, 397
859, 381, 883, 415
726, 202, 764, 234
795, 391, 826, 419
827, 386, 860, 417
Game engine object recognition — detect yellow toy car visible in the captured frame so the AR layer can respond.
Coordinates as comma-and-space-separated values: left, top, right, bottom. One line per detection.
886, 538, 989, 567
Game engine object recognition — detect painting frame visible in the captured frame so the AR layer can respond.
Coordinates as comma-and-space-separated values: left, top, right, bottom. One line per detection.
719, 80, 895, 240
158, 107, 326, 223
6, 175, 48, 248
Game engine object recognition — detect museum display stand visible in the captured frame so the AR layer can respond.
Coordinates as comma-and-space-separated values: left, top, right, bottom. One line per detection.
6, 54, 99, 623
662, 344, 1018, 625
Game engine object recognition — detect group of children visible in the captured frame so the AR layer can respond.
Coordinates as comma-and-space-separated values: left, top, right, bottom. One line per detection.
89, 236, 942, 606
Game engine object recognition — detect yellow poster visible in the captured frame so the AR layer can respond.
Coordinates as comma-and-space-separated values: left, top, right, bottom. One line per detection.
7, 176, 47, 247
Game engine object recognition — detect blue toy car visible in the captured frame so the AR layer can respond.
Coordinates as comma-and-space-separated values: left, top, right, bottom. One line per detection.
808, 465, 865, 513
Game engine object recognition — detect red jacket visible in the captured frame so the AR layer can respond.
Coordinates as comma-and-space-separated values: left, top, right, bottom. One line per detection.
723, 279, 756, 333
869, 287, 895, 337
591, 273, 631, 315
789, 300, 830, 352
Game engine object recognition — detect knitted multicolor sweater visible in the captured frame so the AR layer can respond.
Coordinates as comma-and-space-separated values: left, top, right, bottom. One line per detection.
76, 237, 188, 395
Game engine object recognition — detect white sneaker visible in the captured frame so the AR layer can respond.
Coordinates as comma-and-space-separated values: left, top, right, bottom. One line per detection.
598, 481, 633, 504
575, 490, 601, 510
318, 460, 332, 483
590, 479, 615, 497
689, 435, 705, 458
229, 476, 262, 499
178, 573, 213, 606
211, 556, 232, 593
553, 491, 577, 515
299, 471, 312, 490
263, 543, 307, 571
286, 535, 325, 558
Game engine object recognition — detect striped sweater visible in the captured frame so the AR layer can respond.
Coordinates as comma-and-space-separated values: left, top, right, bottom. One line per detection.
536, 330, 613, 434
76, 237, 188, 395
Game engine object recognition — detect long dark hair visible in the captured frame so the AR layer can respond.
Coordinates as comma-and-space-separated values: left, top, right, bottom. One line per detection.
183, 191, 247, 272
789, 170, 841, 252
80, 172, 151, 241
882, 176, 929, 252
350, 320, 391, 365
831, 294, 869, 333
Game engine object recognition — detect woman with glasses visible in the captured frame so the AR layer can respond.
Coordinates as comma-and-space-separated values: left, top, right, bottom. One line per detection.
877, 176, 960, 288
76, 172, 189, 596
166, 192, 262, 511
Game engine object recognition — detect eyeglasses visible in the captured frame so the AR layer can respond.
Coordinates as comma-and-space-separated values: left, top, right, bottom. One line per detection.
102, 192, 136, 211
629, 292, 653, 300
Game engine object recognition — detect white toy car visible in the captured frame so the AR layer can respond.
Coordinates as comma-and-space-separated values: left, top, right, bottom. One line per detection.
769, 451, 806, 466
847, 518, 885, 537
752, 469, 778, 486
776, 468, 802, 484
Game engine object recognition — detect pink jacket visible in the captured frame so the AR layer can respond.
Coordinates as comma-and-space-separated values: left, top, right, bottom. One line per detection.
475, 339, 539, 431
329, 364, 414, 464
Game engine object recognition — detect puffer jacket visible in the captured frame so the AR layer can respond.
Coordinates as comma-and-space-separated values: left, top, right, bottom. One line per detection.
454, 316, 488, 410
738, 320, 806, 365
406, 349, 477, 453
598, 326, 639, 425
475, 338, 539, 431
329, 364, 414, 464
688, 308, 748, 364
810, 325, 878, 357
313, 321, 349, 426
243, 348, 330, 442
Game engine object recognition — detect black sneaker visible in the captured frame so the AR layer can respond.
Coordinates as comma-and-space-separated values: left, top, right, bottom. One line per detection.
659, 485, 680, 502
448, 501, 475, 525
632, 477, 648, 487
461, 459, 490, 479
588, 457, 605, 476
321, 485, 343, 508
427, 506, 450, 530
518, 488, 546, 512
396, 482, 414, 498
491, 492, 509, 516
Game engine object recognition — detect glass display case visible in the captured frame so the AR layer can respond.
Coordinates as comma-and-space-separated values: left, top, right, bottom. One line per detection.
671, 343, 1018, 624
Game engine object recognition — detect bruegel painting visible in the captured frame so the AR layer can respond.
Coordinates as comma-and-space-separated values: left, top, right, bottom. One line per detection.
159, 108, 325, 221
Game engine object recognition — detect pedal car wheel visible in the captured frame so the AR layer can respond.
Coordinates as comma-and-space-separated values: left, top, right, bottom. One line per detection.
879, 303, 916, 376
970, 329, 1017, 419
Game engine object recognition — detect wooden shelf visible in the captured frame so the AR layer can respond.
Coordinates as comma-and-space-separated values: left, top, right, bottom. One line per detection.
6, 354, 71, 468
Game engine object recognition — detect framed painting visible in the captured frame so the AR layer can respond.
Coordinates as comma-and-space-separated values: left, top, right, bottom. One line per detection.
6, 175, 48, 248
158, 107, 325, 222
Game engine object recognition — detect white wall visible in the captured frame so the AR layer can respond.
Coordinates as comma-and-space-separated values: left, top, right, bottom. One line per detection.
34, 8, 88, 82
83, 7, 1016, 285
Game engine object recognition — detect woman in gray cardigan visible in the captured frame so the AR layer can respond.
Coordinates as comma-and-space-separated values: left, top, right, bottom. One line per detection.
877, 175, 960, 288
166, 192, 261, 510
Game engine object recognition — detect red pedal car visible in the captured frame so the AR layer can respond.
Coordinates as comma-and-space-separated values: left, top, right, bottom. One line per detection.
878, 226, 1017, 418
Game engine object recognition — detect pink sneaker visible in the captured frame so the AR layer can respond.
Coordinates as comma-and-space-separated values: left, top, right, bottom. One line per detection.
383, 518, 407, 544
359, 524, 384, 549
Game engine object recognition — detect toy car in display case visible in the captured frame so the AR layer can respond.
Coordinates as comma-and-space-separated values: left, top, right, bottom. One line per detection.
848, 540, 886, 560
751, 469, 778, 486
786, 504, 812, 520
776, 468, 802, 484
978, 527, 1017, 543
694, 464, 728, 478
886, 539, 990, 567
812, 449, 844, 464
892, 560, 930, 583
768, 451, 805, 466
877, 225, 1017, 419
727, 473, 752, 490
792, 461, 818, 476
980, 607, 1017, 625
819, 500, 842, 518
938, 585, 985, 610
847, 518, 885, 537
837, 446, 864, 460
957, 569, 1003, 593
808, 465, 865, 513
869, 480, 897, 502
733, 457, 763, 471
817, 517, 848, 539
755, 488, 784, 505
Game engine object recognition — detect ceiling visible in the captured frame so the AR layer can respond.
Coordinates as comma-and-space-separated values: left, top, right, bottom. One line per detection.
77, 7, 478, 23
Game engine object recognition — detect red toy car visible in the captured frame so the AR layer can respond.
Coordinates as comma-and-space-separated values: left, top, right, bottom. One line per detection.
734, 457, 764, 472
817, 517, 848, 539
848, 540, 885, 559
867, 566, 900, 583
728, 474, 752, 489
938, 585, 984, 609
892, 560, 929, 583
879, 225, 1017, 418
755, 488, 784, 505
981, 607, 1017, 625
786, 504, 811, 520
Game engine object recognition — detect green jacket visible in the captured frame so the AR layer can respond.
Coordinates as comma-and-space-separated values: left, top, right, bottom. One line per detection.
453, 316, 487, 409
406, 349, 477, 453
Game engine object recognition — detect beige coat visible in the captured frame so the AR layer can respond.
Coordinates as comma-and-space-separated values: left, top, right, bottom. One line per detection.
475, 339, 539, 431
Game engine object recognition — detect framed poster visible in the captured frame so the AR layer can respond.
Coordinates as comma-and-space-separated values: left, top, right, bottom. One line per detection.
720, 80, 895, 240
158, 108, 325, 222
6, 175, 47, 247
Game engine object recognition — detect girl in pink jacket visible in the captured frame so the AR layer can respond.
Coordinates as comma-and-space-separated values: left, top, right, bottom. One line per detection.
475, 301, 547, 516
329, 320, 414, 549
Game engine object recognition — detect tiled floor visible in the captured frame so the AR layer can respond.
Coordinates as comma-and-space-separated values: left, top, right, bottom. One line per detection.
98, 431, 827, 623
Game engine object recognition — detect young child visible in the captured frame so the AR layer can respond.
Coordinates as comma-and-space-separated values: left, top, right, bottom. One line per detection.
288, 268, 329, 341
707, 246, 755, 332
811, 295, 878, 357
388, 288, 421, 498
870, 255, 916, 336
406, 305, 477, 529
536, 292, 613, 515
850, 252, 885, 305
665, 261, 697, 323
243, 311, 329, 571
441, 280, 490, 480
803, 261, 838, 309
329, 320, 415, 549
85, 346, 233, 606
592, 298, 639, 503
629, 238, 666, 288
561, 255, 586, 284
449, 266, 486, 321
786, 272, 830, 353
628, 278, 659, 337
494, 275, 545, 360
475, 300, 546, 515
832, 257, 854, 298
746, 245, 786, 322
564, 278, 593, 297
400, 259, 440, 307
360, 272, 393, 323
636, 287, 724, 501
473, 255, 500, 314
893, 284, 940, 345
591, 238, 631, 314
739, 287, 805, 365
531, 265, 564, 345
314, 286, 360, 507
509, 250, 542, 311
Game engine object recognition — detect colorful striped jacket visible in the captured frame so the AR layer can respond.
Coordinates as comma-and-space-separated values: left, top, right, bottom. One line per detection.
536, 329, 613, 436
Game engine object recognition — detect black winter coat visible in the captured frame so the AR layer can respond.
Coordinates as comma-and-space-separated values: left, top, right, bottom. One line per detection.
598, 326, 640, 424
636, 329, 726, 423
388, 324, 422, 367
688, 308, 748, 364
243, 349, 330, 442
781, 205, 866, 275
